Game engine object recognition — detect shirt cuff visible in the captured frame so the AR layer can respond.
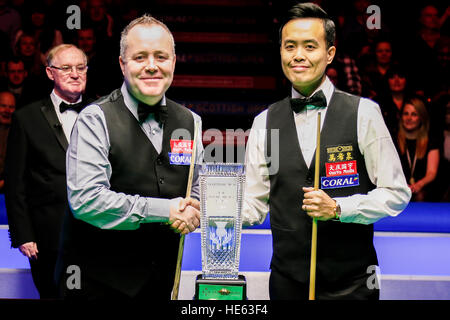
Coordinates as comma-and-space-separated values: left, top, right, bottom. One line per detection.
333, 196, 357, 223
143, 197, 183, 223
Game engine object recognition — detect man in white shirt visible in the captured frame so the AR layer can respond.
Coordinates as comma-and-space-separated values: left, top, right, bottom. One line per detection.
5, 44, 90, 299
243, 3, 411, 300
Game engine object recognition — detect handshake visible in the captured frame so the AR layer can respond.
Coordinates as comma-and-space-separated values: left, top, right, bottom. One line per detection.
168, 197, 201, 235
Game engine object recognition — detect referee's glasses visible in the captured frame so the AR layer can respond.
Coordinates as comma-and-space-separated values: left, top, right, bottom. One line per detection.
49, 65, 88, 75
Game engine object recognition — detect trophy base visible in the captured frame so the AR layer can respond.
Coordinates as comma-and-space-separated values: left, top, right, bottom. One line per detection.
194, 274, 247, 300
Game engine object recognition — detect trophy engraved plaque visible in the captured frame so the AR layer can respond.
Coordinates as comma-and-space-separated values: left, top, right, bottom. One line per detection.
194, 163, 246, 300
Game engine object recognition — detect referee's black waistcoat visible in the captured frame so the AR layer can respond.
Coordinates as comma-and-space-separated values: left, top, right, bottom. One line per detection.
58, 89, 194, 296
265, 89, 377, 285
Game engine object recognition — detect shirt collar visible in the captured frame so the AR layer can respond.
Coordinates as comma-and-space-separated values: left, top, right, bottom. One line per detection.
50, 90, 82, 112
291, 76, 334, 107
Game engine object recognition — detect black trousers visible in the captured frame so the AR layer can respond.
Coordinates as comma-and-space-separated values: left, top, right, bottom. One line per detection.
269, 268, 379, 300
58, 266, 174, 301
29, 250, 59, 299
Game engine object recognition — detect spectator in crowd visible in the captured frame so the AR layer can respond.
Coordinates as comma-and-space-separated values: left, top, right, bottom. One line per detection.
396, 97, 440, 201
0, 0, 21, 52
14, 4, 63, 66
0, 58, 47, 108
340, 0, 389, 61
418, 5, 443, 49
328, 51, 362, 96
111, 0, 141, 38
84, 0, 114, 46
14, 32, 44, 78
407, 5, 443, 99
76, 27, 121, 98
433, 36, 449, 100
0, 91, 15, 192
360, 39, 395, 99
0, 30, 13, 73
326, 64, 338, 87
374, 65, 411, 139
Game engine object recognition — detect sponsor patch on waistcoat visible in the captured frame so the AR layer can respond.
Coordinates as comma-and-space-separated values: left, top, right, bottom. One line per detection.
169, 139, 193, 165
322, 144, 359, 188
325, 160, 357, 177
326, 144, 354, 162
321, 174, 360, 189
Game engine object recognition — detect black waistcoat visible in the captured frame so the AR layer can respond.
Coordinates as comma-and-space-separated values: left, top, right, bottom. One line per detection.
266, 90, 377, 285
59, 89, 194, 296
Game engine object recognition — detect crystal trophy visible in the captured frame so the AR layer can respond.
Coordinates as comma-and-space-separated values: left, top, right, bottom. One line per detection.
194, 163, 247, 300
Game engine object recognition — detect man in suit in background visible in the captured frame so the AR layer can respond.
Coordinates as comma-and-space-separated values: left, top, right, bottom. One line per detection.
4, 44, 89, 299
0, 91, 15, 193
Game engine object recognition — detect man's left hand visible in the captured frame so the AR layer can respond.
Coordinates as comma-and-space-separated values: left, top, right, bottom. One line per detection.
302, 187, 336, 221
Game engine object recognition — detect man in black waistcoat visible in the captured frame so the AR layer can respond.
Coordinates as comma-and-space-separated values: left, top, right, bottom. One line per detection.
243, 3, 411, 300
56, 15, 203, 300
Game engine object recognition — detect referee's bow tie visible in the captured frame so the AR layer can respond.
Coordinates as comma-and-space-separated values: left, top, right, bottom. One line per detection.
59, 100, 86, 113
290, 90, 327, 113
138, 100, 168, 124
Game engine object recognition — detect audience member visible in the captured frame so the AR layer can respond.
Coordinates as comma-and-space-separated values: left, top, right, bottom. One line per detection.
84, 0, 114, 46
0, 58, 47, 108
0, 91, 15, 192
396, 98, 440, 201
76, 27, 120, 98
374, 65, 411, 138
329, 52, 362, 96
326, 65, 338, 87
14, 32, 45, 78
0, 30, 13, 74
360, 39, 395, 99
14, 4, 63, 65
407, 5, 443, 99
340, 0, 389, 60
433, 36, 450, 100
0, 0, 21, 52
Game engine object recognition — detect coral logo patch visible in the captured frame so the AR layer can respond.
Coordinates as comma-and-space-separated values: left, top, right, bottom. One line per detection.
321, 174, 359, 189
169, 153, 192, 166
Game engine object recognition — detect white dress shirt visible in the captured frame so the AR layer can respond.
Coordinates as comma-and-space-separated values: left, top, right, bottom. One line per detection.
50, 90, 82, 141
243, 77, 411, 226
66, 83, 204, 230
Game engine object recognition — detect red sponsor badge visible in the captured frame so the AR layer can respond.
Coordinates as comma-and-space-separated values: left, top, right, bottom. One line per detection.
325, 160, 357, 177
170, 139, 193, 154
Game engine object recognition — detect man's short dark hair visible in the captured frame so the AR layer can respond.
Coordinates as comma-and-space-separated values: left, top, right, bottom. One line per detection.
279, 2, 336, 49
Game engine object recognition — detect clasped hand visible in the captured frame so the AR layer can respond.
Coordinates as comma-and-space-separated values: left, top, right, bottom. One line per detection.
19, 242, 38, 260
169, 197, 201, 235
302, 187, 336, 221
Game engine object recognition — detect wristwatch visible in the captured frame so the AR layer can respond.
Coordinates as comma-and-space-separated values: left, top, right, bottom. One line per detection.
333, 201, 341, 221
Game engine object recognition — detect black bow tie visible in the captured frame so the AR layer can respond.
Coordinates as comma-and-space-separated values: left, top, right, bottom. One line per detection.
137, 100, 168, 124
290, 90, 327, 113
59, 100, 85, 113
